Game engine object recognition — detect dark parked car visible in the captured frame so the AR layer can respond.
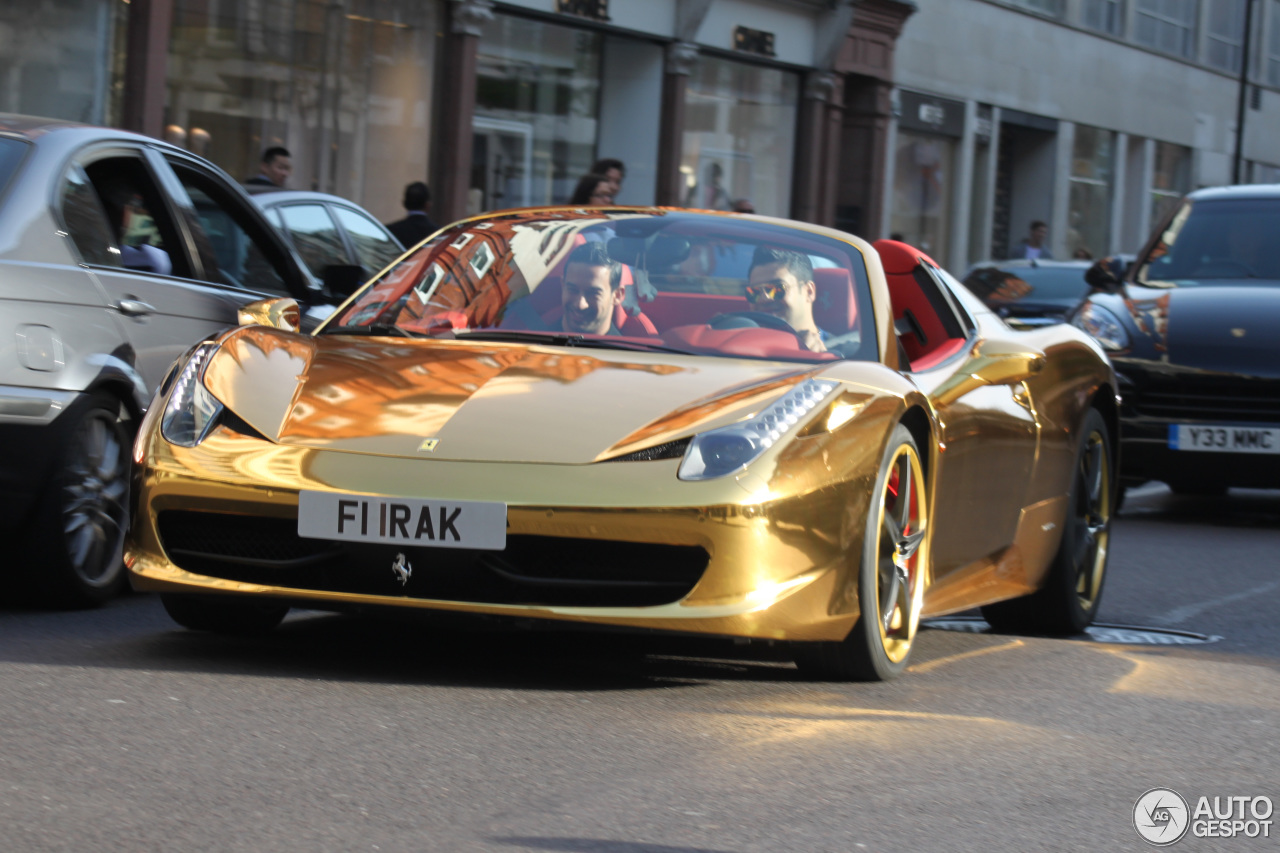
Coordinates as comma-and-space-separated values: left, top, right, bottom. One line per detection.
0, 114, 351, 605
962, 259, 1093, 327
246, 187, 404, 291
1073, 183, 1280, 494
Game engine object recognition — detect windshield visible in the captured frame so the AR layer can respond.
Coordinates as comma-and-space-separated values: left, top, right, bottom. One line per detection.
1137, 198, 1280, 286
323, 209, 878, 364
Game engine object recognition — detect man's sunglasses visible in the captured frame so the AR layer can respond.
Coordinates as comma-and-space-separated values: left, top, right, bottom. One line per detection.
745, 282, 788, 302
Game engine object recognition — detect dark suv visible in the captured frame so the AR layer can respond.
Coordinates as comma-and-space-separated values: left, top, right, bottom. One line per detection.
1073, 184, 1280, 495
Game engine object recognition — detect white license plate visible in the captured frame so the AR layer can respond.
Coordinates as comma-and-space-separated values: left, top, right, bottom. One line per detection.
297, 491, 507, 550
1168, 424, 1280, 454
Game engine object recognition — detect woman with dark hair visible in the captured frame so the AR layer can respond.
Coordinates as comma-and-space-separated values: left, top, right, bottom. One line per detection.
569, 173, 615, 206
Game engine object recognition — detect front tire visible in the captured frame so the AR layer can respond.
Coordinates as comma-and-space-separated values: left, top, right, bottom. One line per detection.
26, 392, 131, 607
982, 408, 1113, 634
161, 594, 290, 635
793, 424, 929, 681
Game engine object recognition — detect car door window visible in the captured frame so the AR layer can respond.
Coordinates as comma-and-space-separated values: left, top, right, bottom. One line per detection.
58, 164, 120, 267
167, 162, 291, 295
68, 154, 188, 277
277, 203, 349, 278
331, 205, 403, 273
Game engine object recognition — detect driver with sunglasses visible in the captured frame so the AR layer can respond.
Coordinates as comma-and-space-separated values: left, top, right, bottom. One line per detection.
745, 247, 828, 353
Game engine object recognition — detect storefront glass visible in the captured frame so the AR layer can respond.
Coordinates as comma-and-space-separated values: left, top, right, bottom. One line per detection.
680, 56, 798, 218
473, 15, 601, 214
1068, 125, 1113, 259
166, 0, 440, 224
0, 0, 125, 125
890, 131, 955, 260
1151, 141, 1191, 225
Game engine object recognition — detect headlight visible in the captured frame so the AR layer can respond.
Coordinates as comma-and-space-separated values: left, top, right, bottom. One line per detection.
160, 342, 224, 447
678, 378, 839, 481
1071, 303, 1130, 352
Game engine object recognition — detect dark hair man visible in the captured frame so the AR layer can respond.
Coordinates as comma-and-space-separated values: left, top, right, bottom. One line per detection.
246, 146, 292, 187
385, 181, 438, 248
746, 246, 826, 353
589, 158, 625, 196
561, 241, 625, 335
1013, 220, 1052, 259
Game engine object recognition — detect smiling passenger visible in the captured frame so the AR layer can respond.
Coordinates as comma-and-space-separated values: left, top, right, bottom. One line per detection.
561, 241, 625, 335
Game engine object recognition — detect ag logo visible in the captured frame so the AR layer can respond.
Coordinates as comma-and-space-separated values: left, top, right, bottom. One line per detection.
1134, 788, 1190, 845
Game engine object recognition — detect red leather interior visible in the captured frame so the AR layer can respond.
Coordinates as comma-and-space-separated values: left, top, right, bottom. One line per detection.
640, 292, 747, 330
872, 239, 966, 370
661, 324, 836, 360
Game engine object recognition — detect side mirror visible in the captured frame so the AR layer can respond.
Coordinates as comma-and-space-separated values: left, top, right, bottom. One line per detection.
238, 297, 300, 332
931, 341, 1045, 408
322, 264, 366, 300
1084, 257, 1125, 293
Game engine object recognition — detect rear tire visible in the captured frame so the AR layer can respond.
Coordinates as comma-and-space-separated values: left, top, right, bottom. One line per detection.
26, 391, 131, 607
982, 408, 1113, 635
792, 424, 929, 681
161, 594, 289, 635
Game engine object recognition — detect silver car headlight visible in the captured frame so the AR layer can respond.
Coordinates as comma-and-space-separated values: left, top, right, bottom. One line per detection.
1071, 303, 1130, 352
678, 378, 839, 481
160, 342, 224, 447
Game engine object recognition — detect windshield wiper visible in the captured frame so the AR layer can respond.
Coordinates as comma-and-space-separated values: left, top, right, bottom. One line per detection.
320, 322, 418, 337
452, 329, 691, 355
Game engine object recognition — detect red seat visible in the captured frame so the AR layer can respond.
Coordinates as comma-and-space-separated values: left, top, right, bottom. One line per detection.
872, 239, 965, 370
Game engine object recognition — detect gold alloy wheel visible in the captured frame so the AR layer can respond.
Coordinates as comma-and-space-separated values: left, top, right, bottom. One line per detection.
874, 441, 928, 664
1072, 427, 1110, 612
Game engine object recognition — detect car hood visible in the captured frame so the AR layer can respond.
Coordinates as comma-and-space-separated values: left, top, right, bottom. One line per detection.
1122, 284, 1280, 377
201, 327, 823, 463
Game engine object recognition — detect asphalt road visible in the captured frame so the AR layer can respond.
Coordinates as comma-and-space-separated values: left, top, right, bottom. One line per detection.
2, 484, 1278, 852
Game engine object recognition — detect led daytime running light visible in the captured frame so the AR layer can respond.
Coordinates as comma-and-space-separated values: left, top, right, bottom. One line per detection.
678, 378, 839, 480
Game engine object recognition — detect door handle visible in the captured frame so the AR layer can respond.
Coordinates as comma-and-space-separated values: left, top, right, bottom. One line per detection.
115, 299, 156, 317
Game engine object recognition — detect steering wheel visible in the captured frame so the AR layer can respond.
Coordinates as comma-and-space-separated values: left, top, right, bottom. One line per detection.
708, 311, 798, 334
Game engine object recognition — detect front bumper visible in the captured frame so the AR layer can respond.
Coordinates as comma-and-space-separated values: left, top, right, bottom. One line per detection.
127, 425, 876, 642
1119, 416, 1280, 488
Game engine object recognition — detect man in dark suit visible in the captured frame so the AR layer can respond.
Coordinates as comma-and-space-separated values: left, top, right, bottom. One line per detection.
246, 146, 292, 187
385, 182, 438, 248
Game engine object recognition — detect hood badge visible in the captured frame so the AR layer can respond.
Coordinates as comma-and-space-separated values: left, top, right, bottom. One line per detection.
418, 438, 440, 452
391, 553, 412, 586
1231, 328, 1247, 338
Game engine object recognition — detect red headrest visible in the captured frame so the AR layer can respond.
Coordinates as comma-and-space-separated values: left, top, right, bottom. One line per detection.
873, 239, 942, 275
812, 267, 856, 334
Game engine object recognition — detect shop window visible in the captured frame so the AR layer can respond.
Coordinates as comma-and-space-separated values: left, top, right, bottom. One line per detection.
166, 0, 439, 226
680, 56, 799, 219
474, 15, 602, 212
0, 0, 125, 124
1012, 0, 1065, 16
1135, 0, 1198, 58
1068, 126, 1114, 260
889, 133, 955, 261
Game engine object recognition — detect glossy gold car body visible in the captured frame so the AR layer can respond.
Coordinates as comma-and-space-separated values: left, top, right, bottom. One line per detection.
127, 208, 1117, 645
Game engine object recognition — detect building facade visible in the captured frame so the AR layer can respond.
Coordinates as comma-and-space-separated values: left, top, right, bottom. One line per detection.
890, 0, 1280, 270
5, 0, 1278, 271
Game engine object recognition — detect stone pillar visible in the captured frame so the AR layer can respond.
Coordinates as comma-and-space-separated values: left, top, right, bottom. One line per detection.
656, 42, 698, 207
837, 77, 894, 239
436, 0, 493, 225
792, 72, 837, 224
121, 0, 173, 138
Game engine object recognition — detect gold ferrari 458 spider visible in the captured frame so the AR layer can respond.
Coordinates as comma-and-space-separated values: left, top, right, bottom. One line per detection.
127, 207, 1118, 680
